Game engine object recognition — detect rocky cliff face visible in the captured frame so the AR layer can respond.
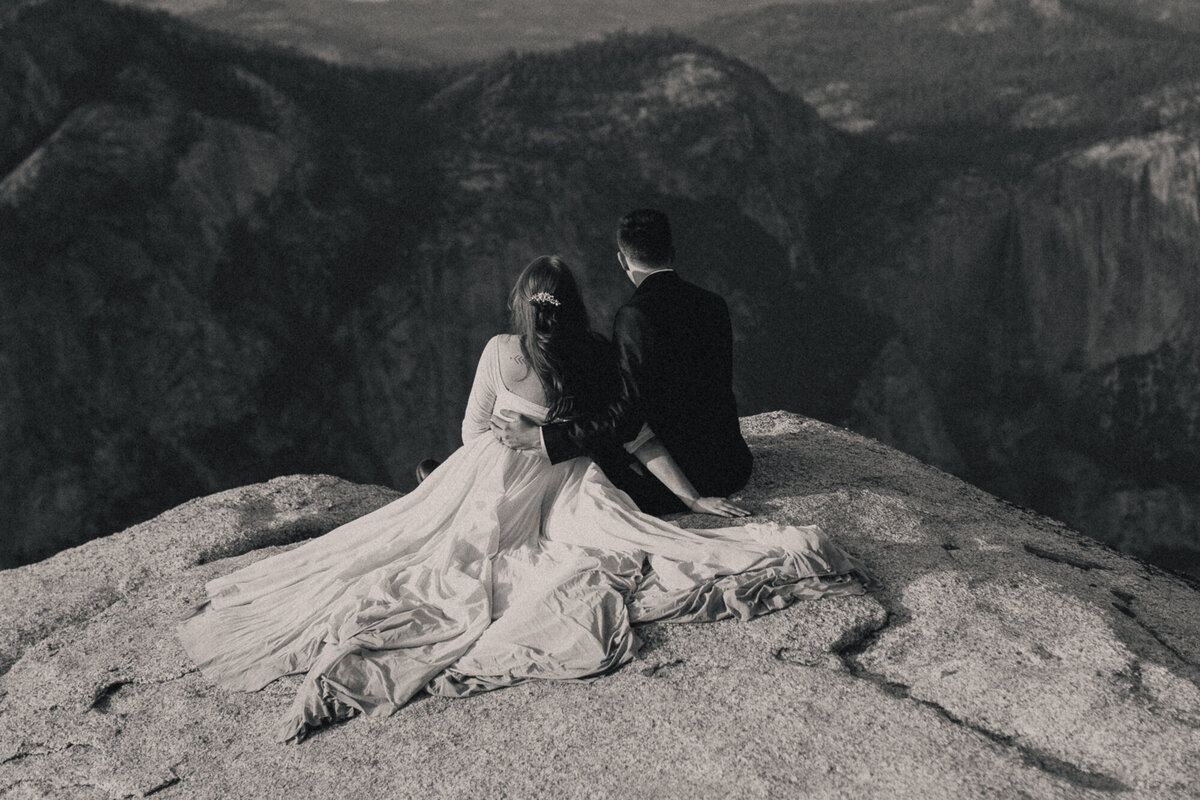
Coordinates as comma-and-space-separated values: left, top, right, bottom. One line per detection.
1, 413, 1197, 797
1011, 128, 1200, 573
1017, 130, 1200, 373
693, 0, 1200, 577
836, 128, 1200, 577
0, 0, 442, 564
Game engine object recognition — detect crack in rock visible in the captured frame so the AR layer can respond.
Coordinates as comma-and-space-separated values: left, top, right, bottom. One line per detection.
640, 659, 684, 678
770, 600, 891, 667
90, 680, 130, 713
773, 646, 825, 666
1110, 588, 1136, 604
192, 521, 332, 566
1, 778, 30, 795
1133, 618, 1198, 670
914, 696, 1128, 792
79, 671, 196, 717
834, 608, 1129, 793
0, 741, 92, 766
1109, 591, 1200, 674
143, 769, 181, 796
1023, 543, 1110, 571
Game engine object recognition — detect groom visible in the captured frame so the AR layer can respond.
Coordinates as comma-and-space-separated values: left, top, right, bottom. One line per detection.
492, 208, 753, 513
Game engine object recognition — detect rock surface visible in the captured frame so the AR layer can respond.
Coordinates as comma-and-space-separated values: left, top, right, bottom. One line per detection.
2, 412, 1198, 798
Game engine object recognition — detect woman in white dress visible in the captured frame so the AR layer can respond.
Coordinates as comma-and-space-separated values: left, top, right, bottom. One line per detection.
179, 256, 873, 743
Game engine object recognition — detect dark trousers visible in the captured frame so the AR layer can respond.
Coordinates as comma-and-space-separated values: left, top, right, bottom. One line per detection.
605, 459, 689, 515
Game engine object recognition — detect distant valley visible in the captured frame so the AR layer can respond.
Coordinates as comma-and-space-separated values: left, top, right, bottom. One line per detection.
110, 0, 1200, 71
108, 0, 791, 68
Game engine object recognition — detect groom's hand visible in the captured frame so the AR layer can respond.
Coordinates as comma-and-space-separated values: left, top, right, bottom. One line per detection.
490, 413, 542, 452
686, 497, 752, 518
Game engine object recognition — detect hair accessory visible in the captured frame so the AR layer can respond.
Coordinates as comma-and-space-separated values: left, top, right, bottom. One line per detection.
529, 291, 561, 307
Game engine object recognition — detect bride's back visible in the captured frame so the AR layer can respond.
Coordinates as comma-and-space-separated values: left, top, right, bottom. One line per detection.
496, 332, 622, 421
496, 334, 551, 407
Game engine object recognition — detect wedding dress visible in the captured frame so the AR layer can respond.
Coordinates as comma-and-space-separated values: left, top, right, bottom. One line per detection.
178, 336, 873, 742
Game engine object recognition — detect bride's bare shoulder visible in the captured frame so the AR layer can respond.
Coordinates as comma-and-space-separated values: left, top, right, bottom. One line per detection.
494, 334, 534, 384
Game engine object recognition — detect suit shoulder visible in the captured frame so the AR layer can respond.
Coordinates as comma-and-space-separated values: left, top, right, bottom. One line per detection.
614, 302, 649, 327
672, 277, 727, 313
679, 276, 724, 301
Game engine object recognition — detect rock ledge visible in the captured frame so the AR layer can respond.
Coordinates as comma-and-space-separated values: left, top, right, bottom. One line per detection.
2, 412, 1198, 798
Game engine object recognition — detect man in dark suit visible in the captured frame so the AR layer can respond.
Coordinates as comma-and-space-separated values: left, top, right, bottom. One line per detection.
492, 208, 753, 514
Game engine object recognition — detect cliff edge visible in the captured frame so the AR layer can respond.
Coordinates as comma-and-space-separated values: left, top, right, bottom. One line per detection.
2, 412, 1198, 798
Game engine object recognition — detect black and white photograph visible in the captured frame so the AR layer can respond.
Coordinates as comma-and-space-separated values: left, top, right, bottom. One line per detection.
1, 0, 1199, 795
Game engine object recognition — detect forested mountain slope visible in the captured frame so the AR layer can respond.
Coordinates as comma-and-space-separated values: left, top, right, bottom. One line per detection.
697, 0, 1200, 574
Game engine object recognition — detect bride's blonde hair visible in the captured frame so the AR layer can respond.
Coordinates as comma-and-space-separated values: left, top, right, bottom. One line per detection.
508, 255, 593, 420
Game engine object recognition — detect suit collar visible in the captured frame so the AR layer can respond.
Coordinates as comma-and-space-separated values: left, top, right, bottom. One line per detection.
633, 269, 679, 295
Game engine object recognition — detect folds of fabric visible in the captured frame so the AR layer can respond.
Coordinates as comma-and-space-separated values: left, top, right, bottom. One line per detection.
179, 394, 875, 743
180, 432, 569, 740
275, 564, 493, 743
428, 558, 641, 698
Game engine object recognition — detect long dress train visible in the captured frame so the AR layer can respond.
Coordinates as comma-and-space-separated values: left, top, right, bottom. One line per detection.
178, 336, 873, 742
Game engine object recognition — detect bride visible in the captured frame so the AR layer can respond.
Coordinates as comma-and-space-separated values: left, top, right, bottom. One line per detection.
179, 255, 874, 743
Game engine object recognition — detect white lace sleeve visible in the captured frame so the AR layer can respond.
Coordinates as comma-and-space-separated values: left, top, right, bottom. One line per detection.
461, 336, 501, 445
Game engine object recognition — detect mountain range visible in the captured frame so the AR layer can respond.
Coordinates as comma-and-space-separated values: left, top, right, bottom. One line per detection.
2, 0, 1198, 578
0, 0, 871, 566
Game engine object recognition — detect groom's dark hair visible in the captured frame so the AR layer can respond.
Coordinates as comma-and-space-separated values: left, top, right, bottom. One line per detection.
617, 209, 674, 267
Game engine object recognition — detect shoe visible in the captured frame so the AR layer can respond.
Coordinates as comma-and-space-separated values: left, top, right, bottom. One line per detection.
414, 458, 440, 484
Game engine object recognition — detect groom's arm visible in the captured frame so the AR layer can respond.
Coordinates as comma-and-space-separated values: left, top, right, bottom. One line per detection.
541, 305, 651, 464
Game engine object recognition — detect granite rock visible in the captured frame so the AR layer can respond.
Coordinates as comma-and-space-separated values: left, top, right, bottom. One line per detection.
2, 412, 1198, 798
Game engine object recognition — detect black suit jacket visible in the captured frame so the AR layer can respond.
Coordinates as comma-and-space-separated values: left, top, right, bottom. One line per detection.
544, 271, 753, 505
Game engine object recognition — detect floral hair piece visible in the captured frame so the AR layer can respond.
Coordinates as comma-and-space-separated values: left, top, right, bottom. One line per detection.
529, 291, 561, 307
